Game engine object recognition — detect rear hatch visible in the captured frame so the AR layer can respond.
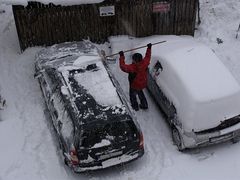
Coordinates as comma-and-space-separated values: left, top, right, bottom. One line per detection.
78, 120, 142, 165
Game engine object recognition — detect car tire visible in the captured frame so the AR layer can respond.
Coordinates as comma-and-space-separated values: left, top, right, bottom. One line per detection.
231, 136, 240, 144
172, 127, 185, 151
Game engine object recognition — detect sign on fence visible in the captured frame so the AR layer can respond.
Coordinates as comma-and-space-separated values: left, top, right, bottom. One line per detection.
99, 6, 115, 16
153, 2, 170, 13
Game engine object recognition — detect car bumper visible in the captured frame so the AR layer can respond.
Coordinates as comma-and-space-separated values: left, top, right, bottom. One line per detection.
72, 149, 144, 173
183, 123, 240, 148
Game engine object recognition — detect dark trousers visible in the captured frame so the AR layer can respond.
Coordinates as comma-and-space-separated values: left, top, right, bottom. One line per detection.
129, 88, 148, 110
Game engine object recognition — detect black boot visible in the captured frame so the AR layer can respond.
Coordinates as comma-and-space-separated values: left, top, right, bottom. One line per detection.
130, 88, 139, 111
138, 90, 148, 110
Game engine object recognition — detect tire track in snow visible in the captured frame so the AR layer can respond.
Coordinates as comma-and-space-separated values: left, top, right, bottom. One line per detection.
108, 57, 175, 178
136, 96, 174, 175
4, 161, 22, 179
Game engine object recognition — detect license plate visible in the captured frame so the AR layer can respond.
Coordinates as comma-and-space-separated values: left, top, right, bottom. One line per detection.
210, 133, 233, 143
99, 151, 122, 160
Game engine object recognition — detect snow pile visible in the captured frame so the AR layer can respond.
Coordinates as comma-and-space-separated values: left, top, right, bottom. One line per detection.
73, 55, 99, 67
60, 86, 69, 96
1, 0, 104, 6
92, 139, 111, 148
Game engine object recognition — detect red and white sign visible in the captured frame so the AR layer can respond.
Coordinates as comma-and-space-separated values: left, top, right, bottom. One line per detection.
153, 2, 170, 13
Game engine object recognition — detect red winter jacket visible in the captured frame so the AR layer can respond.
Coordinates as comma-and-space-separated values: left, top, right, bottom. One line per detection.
119, 48, 151, 90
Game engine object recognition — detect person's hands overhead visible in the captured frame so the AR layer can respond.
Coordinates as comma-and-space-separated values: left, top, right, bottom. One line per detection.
119, 51, 124, 56
147, 43, 152, 49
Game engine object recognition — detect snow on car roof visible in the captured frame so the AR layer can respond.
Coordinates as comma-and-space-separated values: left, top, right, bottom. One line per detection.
37, 41, 125, 111
60, 56, 122, 107
151, 36, 240, 102
36, 41, 99, 64
1, 0, 104, 6
53, 55, 122, 107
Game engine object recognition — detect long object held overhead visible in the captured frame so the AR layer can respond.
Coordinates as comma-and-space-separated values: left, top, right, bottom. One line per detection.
106, 40, 167, 58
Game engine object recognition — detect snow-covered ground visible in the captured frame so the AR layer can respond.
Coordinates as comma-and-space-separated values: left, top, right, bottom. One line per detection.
0, 0, 240, 179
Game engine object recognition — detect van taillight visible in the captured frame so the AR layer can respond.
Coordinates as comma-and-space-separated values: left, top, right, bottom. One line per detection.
139, 132, 144, 149
70, 147, 79, 166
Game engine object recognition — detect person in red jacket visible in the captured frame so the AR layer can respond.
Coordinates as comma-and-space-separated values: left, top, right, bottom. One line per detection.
119, 43, 152, 111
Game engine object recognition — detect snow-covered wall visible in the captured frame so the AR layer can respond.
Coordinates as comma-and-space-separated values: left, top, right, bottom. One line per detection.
1, 0, 104, 6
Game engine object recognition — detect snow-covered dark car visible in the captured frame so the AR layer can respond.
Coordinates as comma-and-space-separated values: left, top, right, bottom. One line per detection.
34, 41, 144, 172
138, 36, 240, 150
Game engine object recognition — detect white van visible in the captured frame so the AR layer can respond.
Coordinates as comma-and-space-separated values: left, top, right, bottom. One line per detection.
145, 36, 240, 150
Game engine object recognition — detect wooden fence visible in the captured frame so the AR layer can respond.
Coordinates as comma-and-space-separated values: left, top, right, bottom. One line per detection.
12, 0, 198, 51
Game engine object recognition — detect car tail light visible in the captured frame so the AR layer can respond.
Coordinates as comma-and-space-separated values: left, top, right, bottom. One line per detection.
70, 146, 79, 166
139, 132, 144, 149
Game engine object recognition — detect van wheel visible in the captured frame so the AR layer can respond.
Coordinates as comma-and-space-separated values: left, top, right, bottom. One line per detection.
172, 127, 185, 151
232, 136, 240, 144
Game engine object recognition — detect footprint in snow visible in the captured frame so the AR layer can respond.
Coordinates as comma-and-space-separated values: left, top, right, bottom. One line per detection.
188, 149, 215, 161
197, 152, 215, 161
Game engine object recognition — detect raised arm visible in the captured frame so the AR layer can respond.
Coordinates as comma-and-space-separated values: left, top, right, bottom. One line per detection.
143, 43, 152, 66
119, 51, 136, 73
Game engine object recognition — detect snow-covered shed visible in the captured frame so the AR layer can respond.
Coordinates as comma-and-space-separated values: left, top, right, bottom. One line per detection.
4, 0, 199, 50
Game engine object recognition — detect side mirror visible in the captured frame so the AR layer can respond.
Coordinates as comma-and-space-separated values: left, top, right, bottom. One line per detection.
152, 61, 163, 79
34, 69, 45, 79
155, 61, 163, 72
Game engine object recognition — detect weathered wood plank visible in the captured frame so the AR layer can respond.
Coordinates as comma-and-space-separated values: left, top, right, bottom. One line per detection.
12, 0, 198, 51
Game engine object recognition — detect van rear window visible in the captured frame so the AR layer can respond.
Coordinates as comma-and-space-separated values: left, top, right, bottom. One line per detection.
80, 121, 137, 149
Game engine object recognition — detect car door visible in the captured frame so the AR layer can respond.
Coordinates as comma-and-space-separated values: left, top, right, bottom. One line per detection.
38, 71, 51, 104
148, 60, 176, 120
49, 97, 60, 131
47, 74, 63, 132
37, 68, 59, 132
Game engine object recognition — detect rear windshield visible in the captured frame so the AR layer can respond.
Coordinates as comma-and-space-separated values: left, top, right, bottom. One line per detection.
80, 120, 138, 149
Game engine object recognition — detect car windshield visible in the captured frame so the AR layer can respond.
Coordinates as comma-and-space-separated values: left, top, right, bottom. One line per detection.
80, 120, 137, 149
